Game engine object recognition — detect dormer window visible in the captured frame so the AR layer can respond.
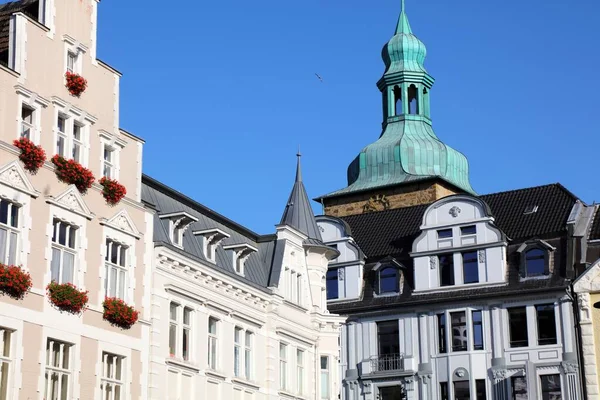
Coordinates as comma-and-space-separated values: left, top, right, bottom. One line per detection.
379, 267, 399, 294
159, 212, 198, 248
193, 229, 230, 263
517, 241, 553, 278
222, 243, 257, 276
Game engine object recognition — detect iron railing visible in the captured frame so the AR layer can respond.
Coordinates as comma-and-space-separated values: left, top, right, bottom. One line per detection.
370, 353, 404, 372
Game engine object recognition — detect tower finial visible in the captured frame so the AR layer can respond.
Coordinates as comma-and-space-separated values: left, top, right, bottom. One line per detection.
401, 0, 405, 13
395, 0, 412, 34
295, 148, 302, 182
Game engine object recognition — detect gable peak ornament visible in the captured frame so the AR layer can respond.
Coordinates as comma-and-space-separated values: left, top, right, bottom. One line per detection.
449, 206, 462, 218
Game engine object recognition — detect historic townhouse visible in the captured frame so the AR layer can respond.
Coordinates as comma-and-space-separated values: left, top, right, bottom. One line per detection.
315, 3, 596, 400
0, 0, 152, 399
142, 156, 345, 400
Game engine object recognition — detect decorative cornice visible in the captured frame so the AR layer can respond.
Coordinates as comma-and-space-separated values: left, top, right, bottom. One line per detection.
46, 185, 94, 220
99, 209, 142, 239
0, 160, 40, 198
15, 84, 50, 107
98, 130, 127, 148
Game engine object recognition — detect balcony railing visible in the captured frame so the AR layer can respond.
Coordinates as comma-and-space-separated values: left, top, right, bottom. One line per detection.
370, 353, 404, 372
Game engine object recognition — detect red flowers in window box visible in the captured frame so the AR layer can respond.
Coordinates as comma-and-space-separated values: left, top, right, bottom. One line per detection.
100, 177, 127, 206
65, 72, 87, 97
13, 137, 46, 174
51, 155, 95, 194
0, 263, 32, 300
103, 297, 139, 329
46, 281, 89, 315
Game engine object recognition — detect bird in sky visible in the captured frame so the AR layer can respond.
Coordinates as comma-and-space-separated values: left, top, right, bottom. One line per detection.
315, 73, 323, 82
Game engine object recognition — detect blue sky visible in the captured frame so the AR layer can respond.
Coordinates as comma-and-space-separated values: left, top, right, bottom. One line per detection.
97, 0, 599, 234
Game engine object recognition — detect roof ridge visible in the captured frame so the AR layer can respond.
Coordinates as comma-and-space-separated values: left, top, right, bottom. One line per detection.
480, 182, 566, 198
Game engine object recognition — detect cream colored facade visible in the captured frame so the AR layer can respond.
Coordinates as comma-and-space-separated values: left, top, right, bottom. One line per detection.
0, 0, 152, 399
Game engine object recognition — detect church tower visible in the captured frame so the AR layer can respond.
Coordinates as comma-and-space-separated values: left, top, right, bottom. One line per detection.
316, 1, 475, 217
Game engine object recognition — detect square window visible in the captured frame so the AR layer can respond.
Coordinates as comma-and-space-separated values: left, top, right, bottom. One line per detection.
437, 229, 453, 239
460, 225, 477, 235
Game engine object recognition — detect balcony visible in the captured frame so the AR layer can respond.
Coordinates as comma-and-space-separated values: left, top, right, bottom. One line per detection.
370, 353, 404, 372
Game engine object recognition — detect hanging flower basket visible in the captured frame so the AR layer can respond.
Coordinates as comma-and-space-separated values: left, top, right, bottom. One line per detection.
103, 297, 139, 329
65, 72, 88, 97
100, 177, 127, 206
51, 155, 95, 194
46, 281, 89, 315
0, 263, 32, 300
13, 137, 46, 174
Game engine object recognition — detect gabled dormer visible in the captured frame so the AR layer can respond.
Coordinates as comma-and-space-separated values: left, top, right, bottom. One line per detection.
222, 243, 257, 276
192, 228, 230, 263
411, 195, 507, 292
372, 257, 404, 296
517, 239, 555, 279
158, 212, 197, 248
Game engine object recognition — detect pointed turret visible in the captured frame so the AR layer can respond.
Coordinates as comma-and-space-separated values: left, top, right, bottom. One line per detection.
395, 0, 412, 34
280, 153, 323, 241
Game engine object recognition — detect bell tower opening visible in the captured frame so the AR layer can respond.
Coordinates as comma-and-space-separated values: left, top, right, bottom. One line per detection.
408, 84, 419, 115
394, 85, 403, 116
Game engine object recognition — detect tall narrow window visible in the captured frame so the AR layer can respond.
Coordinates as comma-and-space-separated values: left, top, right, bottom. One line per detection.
536, 304, 557, 345
379, 266, 399, 294
0, 328, 13, 400
182, 308, 191, 361
476, 379, 487, 400
408, 84, 419, 115
462, 251, 479, 284
100, 352, 123, 400
44, 339, 72, 400
394, 85, 403, 116
540, 375, 561, 400
56, 115, 67, 157
208, 317, 218, 370
244, 331, 252, 380
525, 248, 546, 276
511, 376, 527, 399
320, 356, 330, 399
451, 311, 467, 352
508, 307, 528, 348
169, 303, 177, 358
20, 106, 34, 139
376, 320, 400, 371
51, 219, 77, 284
105, 240, 127, 299
66, 52, 76, 73
72, 123, 83, 163
454, 381, 470, 400
440, 254, 455, 286
279, 343, 287, 390
437, 313, 447, 354
326, 269, 339, 300
0, 199, 19, 266
296, 274, 302, 306
296, 349, 304, 396
103, 145, 115, 178
234, 327, 242, 377
440, 382, 449, 400
472, 310, 484, 350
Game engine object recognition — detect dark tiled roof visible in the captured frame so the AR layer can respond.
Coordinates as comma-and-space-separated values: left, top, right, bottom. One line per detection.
0, 0, 38, 63
590, 206, 600, 241
342, 183, 577, 260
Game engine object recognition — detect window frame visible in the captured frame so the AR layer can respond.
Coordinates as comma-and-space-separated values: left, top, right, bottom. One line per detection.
104, 239, 128, 300
320, 355, 330, 399
20, 104, 35, 140
539, 374, 562, 400
100, 352, 124, 400
326, 268, 339, 300
44, 338, 73, 400
437, 228, 453, 239
450, 311, 468, 352
0, 328, 14, 400
472, 310, 484, 351
0, 199, 20, 266
523, 247, 548, 277
462, 251, 479, 284
376, 320, 400, 357
378, 266, 399, 294
103, 144, 116, 179
439, 254, 455, 287
50, 219, 78, 284
296, 349, 304, 396
208, 317, 218, 370
279, 342, 288, 391
52, 106, 89, 166
535, 304, 557, 346
168, 303, 193, 362
507, 307, 529, 348
460, 225, 477, 236
437, 313, 447, 354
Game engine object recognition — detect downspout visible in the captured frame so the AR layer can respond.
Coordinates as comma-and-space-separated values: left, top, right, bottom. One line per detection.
567, 283, 588, 400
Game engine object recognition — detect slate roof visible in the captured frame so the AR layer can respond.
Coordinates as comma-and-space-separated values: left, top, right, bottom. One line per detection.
0, 0, 38, 65
589, 206, 600, 241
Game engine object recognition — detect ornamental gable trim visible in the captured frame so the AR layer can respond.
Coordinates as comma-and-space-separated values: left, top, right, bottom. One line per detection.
100, 209, 141, 239
46, 184, 94, 220
0, 160, 40, 197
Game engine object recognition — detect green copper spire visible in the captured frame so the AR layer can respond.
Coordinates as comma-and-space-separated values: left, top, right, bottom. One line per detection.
319, 2, 475, 200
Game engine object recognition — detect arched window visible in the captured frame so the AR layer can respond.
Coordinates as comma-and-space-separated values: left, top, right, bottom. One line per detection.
394, 86, 403, 116
379, 267, 399, 294
525, 248, 546, 276
408, 85, 419, 115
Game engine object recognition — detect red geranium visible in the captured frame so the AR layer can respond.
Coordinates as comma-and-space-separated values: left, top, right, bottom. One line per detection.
46, 281, 89, 315
100, 177, 127, 206
13, 137, 46, 174
51, 155, 95, 194
65, 72, 88, 97
103, 297, 139, 329
0, 264, 32, 300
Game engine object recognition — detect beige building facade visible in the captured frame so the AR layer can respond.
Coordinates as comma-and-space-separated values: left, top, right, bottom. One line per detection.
0, 0, 152, 399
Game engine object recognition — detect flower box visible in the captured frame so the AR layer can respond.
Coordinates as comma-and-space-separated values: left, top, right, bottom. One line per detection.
13, 137, 46, 174
65, 72, 88, 97
0, 264, 32, 300
51, 155, 95, 194
46, 281, 89, 315
100, 177, 127, 206
103, 297, 139, 329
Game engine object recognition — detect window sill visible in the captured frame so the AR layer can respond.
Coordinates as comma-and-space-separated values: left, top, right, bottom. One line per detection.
231, 377, 260, 389
413, 281, 507, 294
283, 300, 309, 312
165, 358, 200, 372
205, 369, 227, 380
507, 343, 560, 351
278, 390, 307, 399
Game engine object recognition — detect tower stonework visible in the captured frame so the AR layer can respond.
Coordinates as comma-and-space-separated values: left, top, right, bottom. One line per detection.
316, 3, 473, 217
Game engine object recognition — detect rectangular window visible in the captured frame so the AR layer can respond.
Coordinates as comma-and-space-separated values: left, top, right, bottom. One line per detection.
476, 379, 486, 400
66, 52, 76, 73
169, 303, 177, 358
234, 327, 242, 377
461, 225, 477, 235
279, 343, 287, 390
51, 219, 77, 284
100, 352, 123, 400
0, 199, 19, 266
540, 374, 561, 400
20, 106, 34, 139
326, 269, 339, 300
536, 304, 557, 345
244, 331, 252, 380
440, 382, 449, 400
208, 317, 218, 370
0, 328, 13, 400
508, 307, 528, 348
437, 229, 453, 239
104, 240, 127, 299
440, 254, 455, 286
103, 145, 115, 178
450, 311, 467, 352
511, 376, 527, 400
320, 356, 329, 399
72, 123, 83, 162
44, 339, 72, 400
454, 381, 470, 400
437, 313, 447, 354
296, 349, 304, 396
182, 307, 191, 361
56, 115, 67, 157
472, 310, 484, 350
377, 320, 399, 356
462, 251, 479, 284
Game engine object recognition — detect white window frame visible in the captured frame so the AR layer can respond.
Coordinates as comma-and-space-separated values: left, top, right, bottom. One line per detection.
19, 104, 35, 140
50, 218, 77, 284
100, 222, 137, 307
296, 349, 304, 396
0, 327, 14, 400
103, 144, 116, 179
100, 352, 124, 400
56, 113, 68, 157
72, 122, 84, 163
0, 198, 20, 266
51, 101, 91, 166
16, 86, 48, 144
104, 239, 128, 300
98, 131, 126, 181
62, 37, 86, 75
279, 342, 288, 391
44, 338, 73, 400
234, 327, 242, 377
233, 327, 253, 380
208, 317, 218, 370
244, 331, 252, 381
168, 303, 193, 362
320, 355, 330, 400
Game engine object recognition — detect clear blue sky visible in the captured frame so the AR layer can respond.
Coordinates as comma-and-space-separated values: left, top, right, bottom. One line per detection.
97, 0, 599, 234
